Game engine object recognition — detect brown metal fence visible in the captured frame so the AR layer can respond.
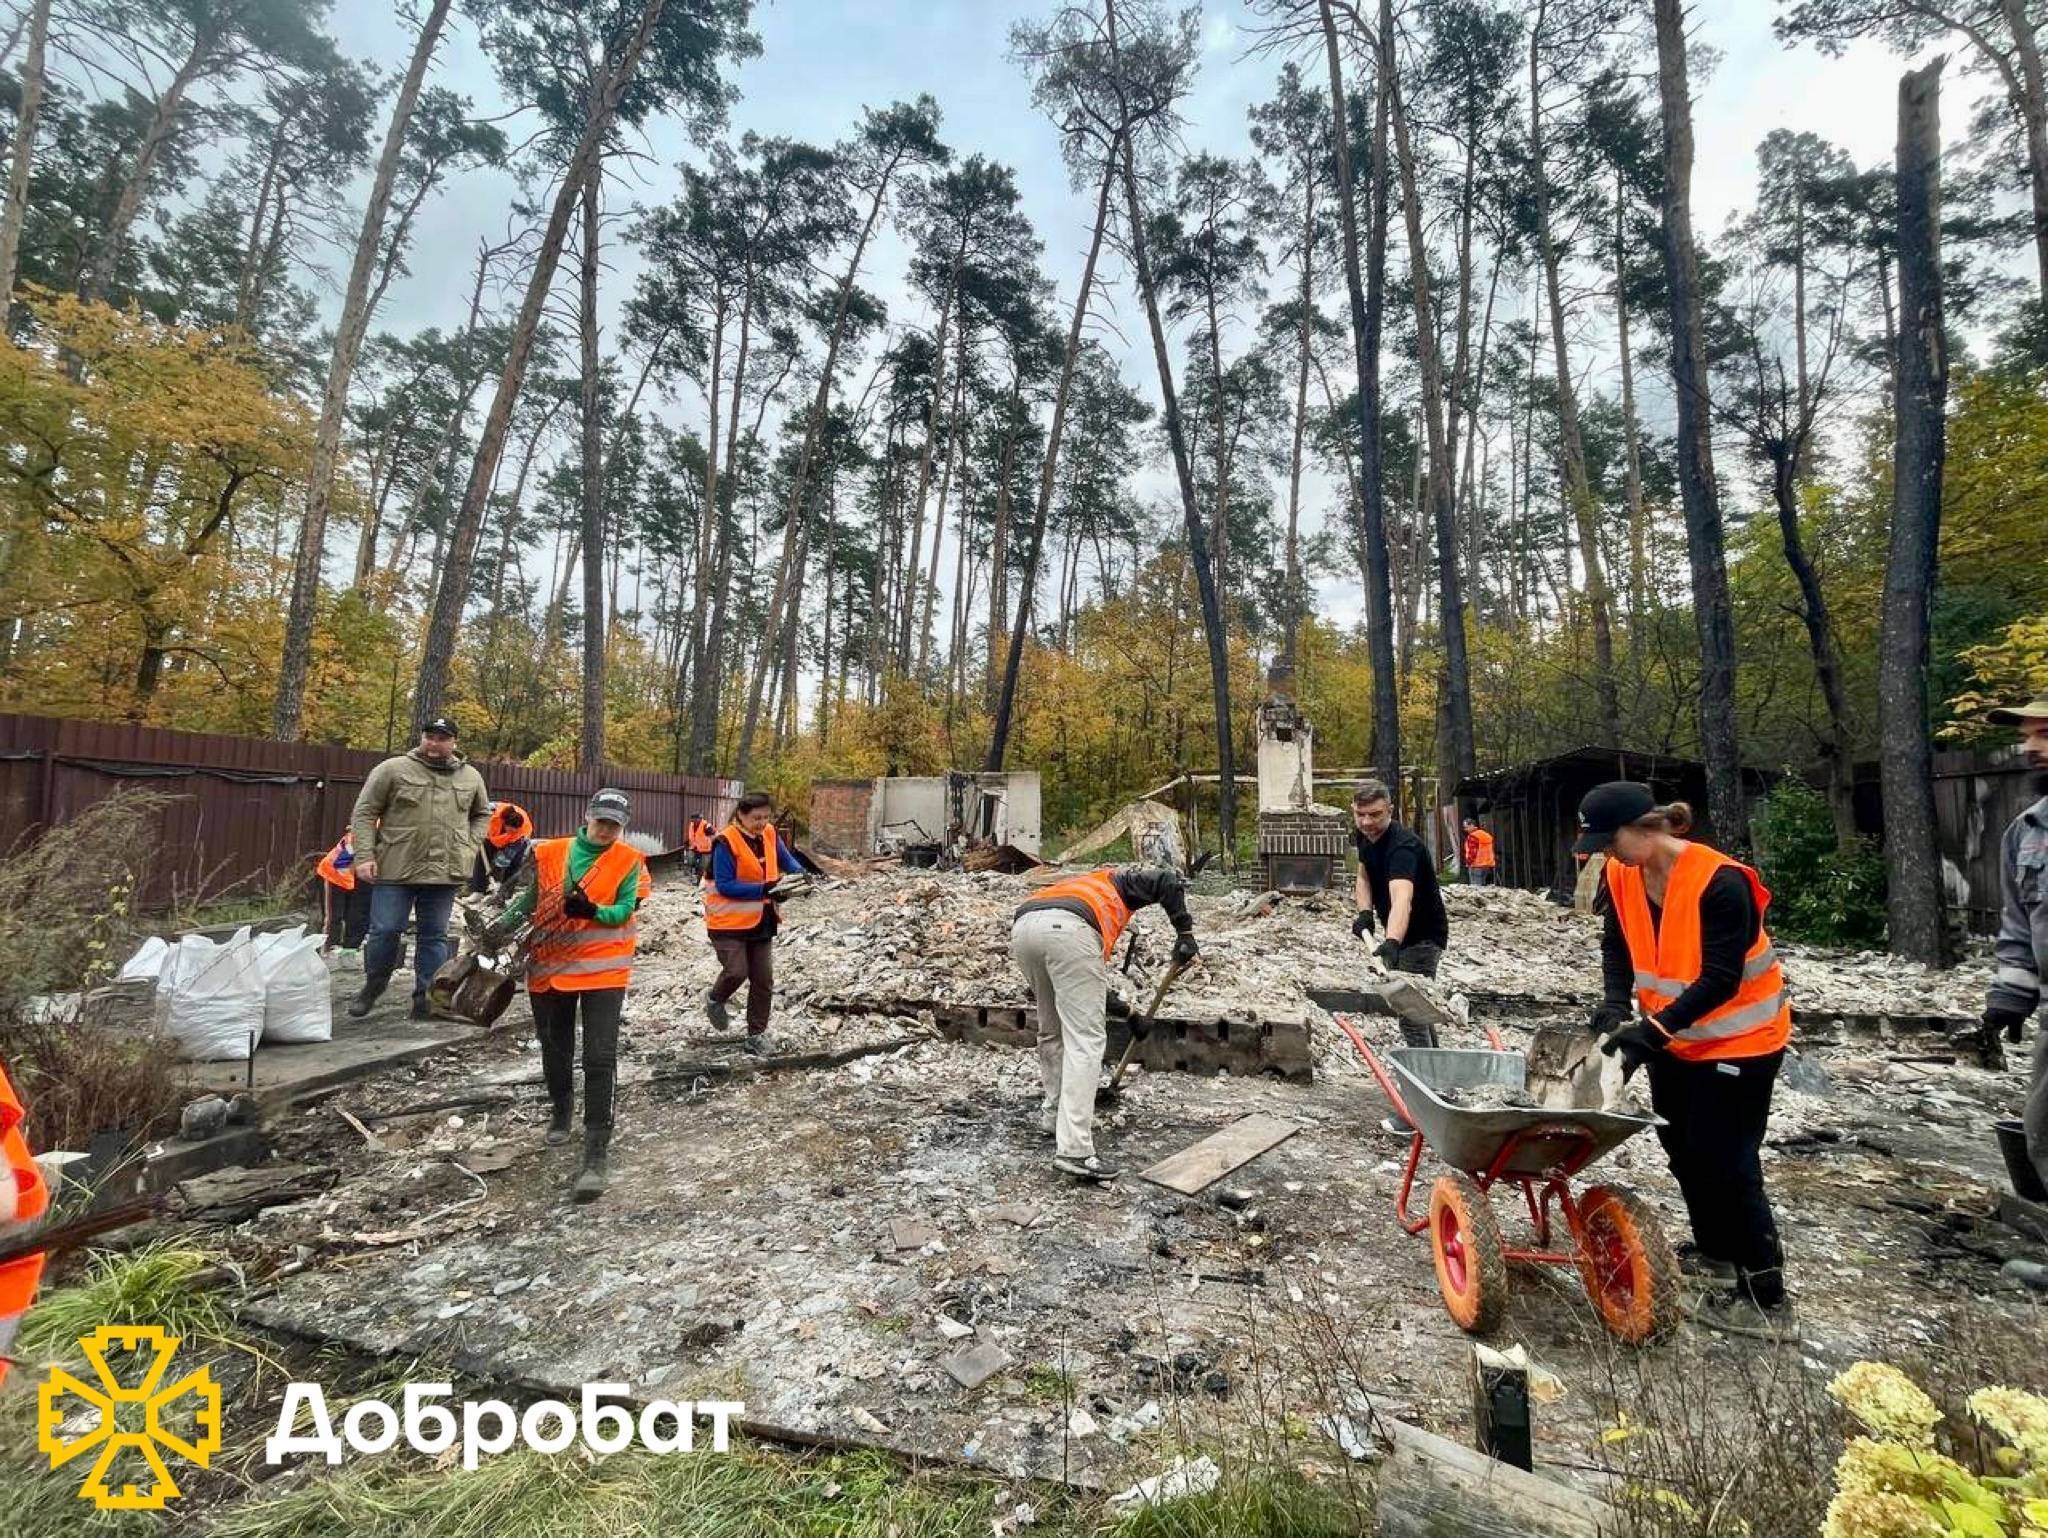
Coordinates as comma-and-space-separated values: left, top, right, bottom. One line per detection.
0, 714, 741, 912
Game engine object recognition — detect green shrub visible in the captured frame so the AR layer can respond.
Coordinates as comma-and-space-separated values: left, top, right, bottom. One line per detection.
1753, 778, 1888, 948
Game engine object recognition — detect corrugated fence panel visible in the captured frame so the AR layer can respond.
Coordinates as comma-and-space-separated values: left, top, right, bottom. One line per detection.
1931, 748, 2037, 936
0, 714, 742, 912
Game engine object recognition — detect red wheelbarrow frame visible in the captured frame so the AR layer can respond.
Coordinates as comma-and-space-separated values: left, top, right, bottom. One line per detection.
1334, 1014, 1603, 1270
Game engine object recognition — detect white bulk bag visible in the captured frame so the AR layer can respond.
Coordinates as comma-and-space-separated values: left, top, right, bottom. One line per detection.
118, 935, 170, 982
158, 931, 265, 1062
255, 930, 332, 1045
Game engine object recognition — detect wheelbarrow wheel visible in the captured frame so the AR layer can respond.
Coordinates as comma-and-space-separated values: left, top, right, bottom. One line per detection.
1574, 1183, 1682, 1344
1429, 1174, 1508, 1334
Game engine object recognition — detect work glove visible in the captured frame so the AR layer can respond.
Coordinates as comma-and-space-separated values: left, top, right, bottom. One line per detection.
1987, 1006, 2030, 1046
562, 884, 598, 920
1587, 1002, 1631, 1039
1374, 938, 1402, 969
1105, 992, 1133, 1021
1599, 1017, 1670, 1085
1351, 909, 1376, 940
1171, 931, 1200, 966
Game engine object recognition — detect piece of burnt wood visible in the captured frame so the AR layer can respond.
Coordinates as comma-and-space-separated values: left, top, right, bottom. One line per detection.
920, 1002, 1314, 1082
1377, 1419, 1616, 1537
175, 1164, 336, 1223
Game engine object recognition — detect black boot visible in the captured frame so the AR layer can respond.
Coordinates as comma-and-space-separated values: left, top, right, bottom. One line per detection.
538, 1020, 576, 1147
544, 1097, 573, 1147
347, 974, 390, 1019
573, 1126, 610, 1203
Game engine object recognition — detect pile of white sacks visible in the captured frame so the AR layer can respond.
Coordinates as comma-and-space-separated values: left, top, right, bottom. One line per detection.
118, 925, 333, 1061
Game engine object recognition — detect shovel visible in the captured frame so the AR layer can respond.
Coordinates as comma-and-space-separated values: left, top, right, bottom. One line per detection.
1097, 953, 1194, 1104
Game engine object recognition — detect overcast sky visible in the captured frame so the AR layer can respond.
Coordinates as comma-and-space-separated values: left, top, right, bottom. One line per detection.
322, 0, 1942, 630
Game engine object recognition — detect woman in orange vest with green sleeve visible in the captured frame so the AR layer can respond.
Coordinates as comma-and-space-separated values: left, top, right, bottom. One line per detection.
495, 789, 651, 1203
1574, 782, 1792, 1331
0, 1056, 49, 1382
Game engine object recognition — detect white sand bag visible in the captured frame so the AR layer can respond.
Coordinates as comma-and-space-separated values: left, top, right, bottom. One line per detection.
256, 929, 332, 1045
118, 935, 169, 982
158, 931, 265, 1061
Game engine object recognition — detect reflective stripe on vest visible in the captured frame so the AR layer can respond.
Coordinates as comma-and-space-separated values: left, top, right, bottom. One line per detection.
527, 838, 648, 993
0, 1063, 48, 1385
1027, 870, 1135, 960
1605, 844, 1791, 1061
703, 823, 781, 931
315, 837, 354, 891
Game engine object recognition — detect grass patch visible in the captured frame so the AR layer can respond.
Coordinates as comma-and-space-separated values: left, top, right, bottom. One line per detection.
17, 1243, 239, 1357
1023, 1364, 1076, 1403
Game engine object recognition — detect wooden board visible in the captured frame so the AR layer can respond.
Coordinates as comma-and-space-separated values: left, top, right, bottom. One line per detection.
1138, 1114, 1302, 1195
1377, 1420, 1616, 1537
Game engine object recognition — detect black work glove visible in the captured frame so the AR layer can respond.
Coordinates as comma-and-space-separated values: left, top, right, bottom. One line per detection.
562, 883, 598, 920
1588, 1002, 1631, 1039
1105, 992, 1133, 1021
1375, 938, 1402, 969
1352, 909, 1376, 940
1172, 931, 1200, 966
1987, 1006, 2029, 1045
1599, 1017, 1670, 1084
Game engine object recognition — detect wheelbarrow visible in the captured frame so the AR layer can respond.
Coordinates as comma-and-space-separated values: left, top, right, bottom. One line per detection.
1336, 1016, 1682, 1344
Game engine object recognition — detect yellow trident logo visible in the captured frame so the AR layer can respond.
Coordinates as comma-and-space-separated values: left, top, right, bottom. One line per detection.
36, 1324, 223, 1510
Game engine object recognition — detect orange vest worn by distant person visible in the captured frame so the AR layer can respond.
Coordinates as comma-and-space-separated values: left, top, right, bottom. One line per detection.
316, 832, 355, 890
0, 1061, 49, 1384
702, 823, 781, 932
1464, 828, 1496, 869
1605, 843, 1791, 1062
687, 817, 714, 855
1029, 870, 1135, 960
487, 802, 532, 849
526, 837, 650, 994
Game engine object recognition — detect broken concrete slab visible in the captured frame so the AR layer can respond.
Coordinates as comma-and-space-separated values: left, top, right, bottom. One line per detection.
919, 1000, 1314, 1083
888, 1217, 938, 1251
943, 1340, 1013, 1390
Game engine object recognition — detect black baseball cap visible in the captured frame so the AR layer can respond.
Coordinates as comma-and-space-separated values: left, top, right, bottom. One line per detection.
587, 788, 631, 826
422, 716, 458, 738
1573, 781, 1656, 855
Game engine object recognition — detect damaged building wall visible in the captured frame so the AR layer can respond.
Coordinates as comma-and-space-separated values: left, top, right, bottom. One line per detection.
809, 773, 1042, 863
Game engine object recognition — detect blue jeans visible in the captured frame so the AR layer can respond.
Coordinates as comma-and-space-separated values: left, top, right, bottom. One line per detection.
364, 883, 458, 1000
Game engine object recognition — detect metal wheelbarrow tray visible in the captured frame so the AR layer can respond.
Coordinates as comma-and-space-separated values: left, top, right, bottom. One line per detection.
1336, 1020, 1684, 1344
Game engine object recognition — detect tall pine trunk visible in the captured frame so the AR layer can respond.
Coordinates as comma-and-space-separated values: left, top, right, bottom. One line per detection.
1881, 57, 1949, 965
80, 33, 210, 301
1615, 171, 1649, 623
0, 0, 51, 299
413, 0, 673, 731
273, 0, 454, 738
1653, 0, 1747, 851
578, 158, 607, 770
1319, 0, 1400, 794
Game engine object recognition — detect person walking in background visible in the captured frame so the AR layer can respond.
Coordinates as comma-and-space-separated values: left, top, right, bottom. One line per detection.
314, 828, 374, 955
703, 793, 818, 1057
1462, 816, 1497, 886
1349, 780, 1449, 978
494, 790, 651, 1202
348, 716, 491, 1022
686, 812, 715, 880
1973, 690, 2048, 1191
471, 801, 534, 900
1576, 781, 1792, 1331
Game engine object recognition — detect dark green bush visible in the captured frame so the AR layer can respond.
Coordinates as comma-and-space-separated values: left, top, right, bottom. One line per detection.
1752, 778, 1888, 948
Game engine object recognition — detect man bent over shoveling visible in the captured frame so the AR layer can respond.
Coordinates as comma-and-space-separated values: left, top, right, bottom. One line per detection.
1010, 866, 1199, 1183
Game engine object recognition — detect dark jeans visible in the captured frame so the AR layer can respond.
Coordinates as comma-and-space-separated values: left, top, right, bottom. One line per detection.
1647, 1049, 1786, 1307
531, 987, 623, 1131
323, 881, 374, 950
365, 882, 457, 1002
1393, 942, 1442, 979
710, 935, 774, 1031
1465, 868, 1495, 887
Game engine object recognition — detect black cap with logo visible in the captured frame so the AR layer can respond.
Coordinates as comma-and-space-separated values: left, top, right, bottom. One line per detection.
421, 716, 459, 739
1572, 781, 1656, 855
587, 788, 631, 827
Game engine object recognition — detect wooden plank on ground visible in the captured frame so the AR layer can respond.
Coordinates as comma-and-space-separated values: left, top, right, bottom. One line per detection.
1377, 1420, 1616, 1537
1138, 1114, 1302, 1195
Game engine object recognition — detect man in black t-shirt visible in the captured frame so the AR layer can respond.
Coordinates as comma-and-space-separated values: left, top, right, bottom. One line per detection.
1349, 780, 1450, 978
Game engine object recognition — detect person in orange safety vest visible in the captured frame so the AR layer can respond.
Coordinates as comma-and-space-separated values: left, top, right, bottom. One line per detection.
1575, 781, 1791, 1328
1010, 866, 1199, 1184
685, 813, 715, 879
1461, 817, 1496, 886
0, 1057, 48, 1385
470, 800, 535, 898
702, 793, 820, 1058
315, 830, 374, 953
492, 789, 651, 1203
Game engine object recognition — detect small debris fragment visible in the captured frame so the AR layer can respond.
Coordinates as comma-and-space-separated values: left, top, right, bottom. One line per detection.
943, 1341, 1013, 1390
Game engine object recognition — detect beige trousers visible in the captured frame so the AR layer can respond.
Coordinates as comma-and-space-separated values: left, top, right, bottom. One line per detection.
1010, 909, 1108, 1159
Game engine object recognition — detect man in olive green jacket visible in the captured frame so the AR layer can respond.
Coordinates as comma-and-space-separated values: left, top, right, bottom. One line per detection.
348, 717, 491, 1021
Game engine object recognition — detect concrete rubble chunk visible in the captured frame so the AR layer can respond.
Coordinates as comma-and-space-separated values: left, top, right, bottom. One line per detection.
889, 1218, 938, 1251
943, 1341, 1012, 1390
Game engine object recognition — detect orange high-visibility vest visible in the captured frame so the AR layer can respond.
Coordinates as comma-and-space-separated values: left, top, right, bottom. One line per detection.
1464, 829, 1496, 869
1027, 870, 1135, 960
702, 823, 781, 931
687, 817, 714, 855
527, 838, 651, 994
315, 833, 355, 891
0, 1061, 48, 1385
487, 802, 532, 849
1605, 843, 1790, 1062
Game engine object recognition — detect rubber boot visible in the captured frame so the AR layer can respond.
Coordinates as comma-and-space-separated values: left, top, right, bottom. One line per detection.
544, 1096, 573, 1147
346, 974, 390, 1019
573, 1126, 610, 1203
538, 1018, 575, 1146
